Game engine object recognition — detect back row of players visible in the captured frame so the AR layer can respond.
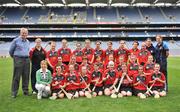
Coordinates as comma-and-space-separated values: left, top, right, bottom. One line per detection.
30, 38, 167, 100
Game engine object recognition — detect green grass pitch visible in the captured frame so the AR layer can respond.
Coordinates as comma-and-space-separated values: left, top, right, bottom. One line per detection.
0, 57, 180, 112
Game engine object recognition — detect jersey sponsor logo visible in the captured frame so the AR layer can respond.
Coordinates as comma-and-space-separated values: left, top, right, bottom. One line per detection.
136, 75, 146, 82
67, 75, 77, 82
130, 64, 138, 70
145, 64, 154, 70
80, 76, 88, 82
152, 73, 161, 80
75, 51, 83, 56
108, 71, 116, 77
117, 65, 122, 71
94, 50, 103, 56
92, 71, 101, 78
84, 49, 92, 55
106, 50, 114, 55
117, 49, 126, 55
60, 49, 70, 55
139, 51, 148, 56
53, 75, 65, 81
49, 51, 58, 57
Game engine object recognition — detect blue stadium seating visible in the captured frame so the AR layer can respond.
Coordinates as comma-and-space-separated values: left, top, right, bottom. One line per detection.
0, 7, 180, 23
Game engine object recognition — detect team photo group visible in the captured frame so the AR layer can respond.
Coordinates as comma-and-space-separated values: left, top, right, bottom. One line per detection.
9, 28, 169, 100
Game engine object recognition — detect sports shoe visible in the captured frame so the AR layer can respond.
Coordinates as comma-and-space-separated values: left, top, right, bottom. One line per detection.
49, 96, 57, 100
32, 91, 37, 95
37, 93, 42, 100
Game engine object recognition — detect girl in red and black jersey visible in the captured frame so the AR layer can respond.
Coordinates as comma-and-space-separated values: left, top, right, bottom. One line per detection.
68, 55, 80, 73
73, 42, 84, 65
54, 56, 68, 74
103, 61, 119, 96
144, 55, 155, 74
128, 54, 139, 75
137, 42, 151, 66
149, 64, 166, 97
79, 56, 93, 73
82, 39, 94, 64
119, 63, 133, 97
94, 41, 104, 63
90, 64, 104, 97
50, 65, 66, 100
115, 40, 129, 63
58, 39, 72, 65
65, 65, 80, 98
78, 66, 91, 97
104, 41, 116, 64
133, 65, 149, 99
46, 41, 58, 73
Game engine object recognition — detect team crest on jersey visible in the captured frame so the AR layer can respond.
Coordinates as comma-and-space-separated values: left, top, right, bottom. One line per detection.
49, 51, 58, 57
130, 64, 138, 70
75, 51, 83, 56
95, 50, 103, 56
139, 51, 148, 56
118, 49, 126, 55
40, 73, 48, 80
85, 49, 92, 55
108, 71, 115, 77
92, 71, 101, 78
61, 49, 70, 54
152, 73, 161, 80
106, 50, 114, 55
146, 64, 154, 70
67, 75, 77, 82
80, 76, 88, 82
54, 75, 64, 81
117, 65, 122, 71
136, 75, 146, 82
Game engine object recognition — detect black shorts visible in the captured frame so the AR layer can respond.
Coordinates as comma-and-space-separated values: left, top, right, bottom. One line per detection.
90, 84, 103, 93
66, 89, 77, 95
104, 84, 113, 89
52, 89, 61, 94
63, 62, 69, 65
76, 62, 82, 65
120, 86, 132, 92
133, 88, 146, 96
152, 86, 164, 92
77, 88, 89, 92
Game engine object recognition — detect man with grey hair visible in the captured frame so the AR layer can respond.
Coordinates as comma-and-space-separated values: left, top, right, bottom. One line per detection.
9, 28, 30, 98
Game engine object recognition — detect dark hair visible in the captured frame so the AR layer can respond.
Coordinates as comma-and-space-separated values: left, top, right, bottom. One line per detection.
146, 38, 152, 41
133, 40, 139, 45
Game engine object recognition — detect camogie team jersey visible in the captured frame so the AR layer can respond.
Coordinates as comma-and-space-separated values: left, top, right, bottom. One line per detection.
119, 71, 133, 87
94, 48, 104, 62
73, 49, 84, 63
149, 72, 166, 87
144, 62, 155, 73
129, 48, 140, 58
51, 73, 66, 90
128, 62, 139, 75
90, 70, 103, 87
46, 50, 58, 67
133, 74, 149, 90
58, 48, 72, 62
82, 48, 94, 63
104, 49, 116, 64
115, 48, 129, 63
138, 49, 151, 65
103, 69, 119, 85
79, 73, 91, 89
65, 71, 80, 91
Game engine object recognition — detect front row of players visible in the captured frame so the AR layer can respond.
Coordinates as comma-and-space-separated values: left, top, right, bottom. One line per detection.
35, 59, 166, 100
